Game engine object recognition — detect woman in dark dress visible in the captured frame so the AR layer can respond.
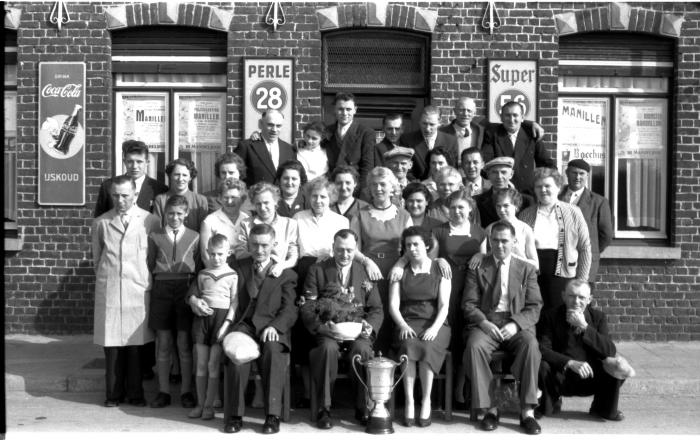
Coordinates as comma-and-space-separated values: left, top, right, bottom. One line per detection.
389, 226, 450, 427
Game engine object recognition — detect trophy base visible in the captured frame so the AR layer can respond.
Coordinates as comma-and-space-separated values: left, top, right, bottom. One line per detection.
366, 416, 394, 435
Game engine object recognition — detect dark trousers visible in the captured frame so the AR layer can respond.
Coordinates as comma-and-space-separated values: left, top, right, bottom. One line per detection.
537, 249, 571, 312
309, 336, 373, 411
104, 345, 143, 401
463, 326, 541, 410
538, 359, 623, 418
139, 341, 156, 377
224, 341, 288, 419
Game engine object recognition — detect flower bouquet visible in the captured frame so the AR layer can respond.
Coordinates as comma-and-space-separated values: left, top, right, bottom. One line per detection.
301, 281, 365, 339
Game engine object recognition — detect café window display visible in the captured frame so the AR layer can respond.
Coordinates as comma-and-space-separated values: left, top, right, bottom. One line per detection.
112, 26, 227, 193
557, 33, 673, 240
322, 29, 431, 137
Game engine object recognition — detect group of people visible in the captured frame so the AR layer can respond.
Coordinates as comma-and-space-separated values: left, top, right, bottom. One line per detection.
91, 92, 623, 435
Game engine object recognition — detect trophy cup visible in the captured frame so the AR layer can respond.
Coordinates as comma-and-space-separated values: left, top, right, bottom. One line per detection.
352, 352, 408, 434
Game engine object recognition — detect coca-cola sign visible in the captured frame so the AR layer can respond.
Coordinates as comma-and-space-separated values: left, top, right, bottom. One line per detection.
41, 83, 82, 98
38, 62, 86, 205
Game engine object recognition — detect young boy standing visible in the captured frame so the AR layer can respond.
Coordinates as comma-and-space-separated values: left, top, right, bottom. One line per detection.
188, 234, 238, 420
147, 195, 201, 408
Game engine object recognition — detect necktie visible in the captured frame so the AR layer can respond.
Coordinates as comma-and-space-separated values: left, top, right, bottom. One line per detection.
493, 259, 504, 305
172, 229, 178, 262
255, 262, 265, 274
120, 214, 129, 228
464, 128, 471, 138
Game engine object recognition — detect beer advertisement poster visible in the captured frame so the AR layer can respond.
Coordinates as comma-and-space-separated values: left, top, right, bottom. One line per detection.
488, 59, 537, 123
38, 62, 86, 205
242, 58, 294, 143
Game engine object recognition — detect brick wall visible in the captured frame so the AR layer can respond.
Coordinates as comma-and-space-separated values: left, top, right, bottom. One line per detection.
4, 2, 700, 340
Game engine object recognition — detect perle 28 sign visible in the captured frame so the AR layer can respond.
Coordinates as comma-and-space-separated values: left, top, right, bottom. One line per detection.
488, 59, 538, 123
38, 62, 86, 205
243, 58, 294, 143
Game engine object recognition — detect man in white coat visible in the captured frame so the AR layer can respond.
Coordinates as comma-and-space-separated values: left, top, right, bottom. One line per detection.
92, 174, 160, 407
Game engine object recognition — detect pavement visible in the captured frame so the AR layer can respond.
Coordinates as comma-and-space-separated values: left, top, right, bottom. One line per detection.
4, 334, 700, 437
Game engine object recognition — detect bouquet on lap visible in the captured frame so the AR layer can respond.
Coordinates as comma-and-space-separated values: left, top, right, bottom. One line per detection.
300, 282, 365, 339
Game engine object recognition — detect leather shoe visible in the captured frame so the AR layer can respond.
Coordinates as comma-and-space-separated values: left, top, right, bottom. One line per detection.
316, 409, 333, 430
150, 392, 171, 408
224, 416, 242, 433
354, 408, 369, 425
520, 416, 542, 435
127, 397, 147, 407
180, 391, 197, 408
403, 416, 415, 427
479, 411, 499, 431
417, 416, 432, 428
589, 408, 624, 421
104, 399, 120, 407
262, 415, 280, 434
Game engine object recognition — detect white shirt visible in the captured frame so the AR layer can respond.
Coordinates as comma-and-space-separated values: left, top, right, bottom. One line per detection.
337, 122, 350, 140
565, 187, 585, 206
425, 134, 437, 150
453, 124, 472, 165
494, 254, 512, 312
534, 205, 560, 250
119, 204, 139, 227
165, 225, 182, 243
508, 129, 519, 147
336, 263, 351, 287
293, 209, 349, 258
297, 147, 329, 181
200, 209, 249, 259
265, 139, 280, 169
134, 175, 146, 196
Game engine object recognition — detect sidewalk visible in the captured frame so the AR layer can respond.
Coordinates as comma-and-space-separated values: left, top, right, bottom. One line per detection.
7, 334, 700, 395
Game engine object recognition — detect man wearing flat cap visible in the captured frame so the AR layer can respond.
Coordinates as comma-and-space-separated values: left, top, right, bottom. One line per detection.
474, 157, 535, 228
559, 159, 613, 285
384, 146, 416, 191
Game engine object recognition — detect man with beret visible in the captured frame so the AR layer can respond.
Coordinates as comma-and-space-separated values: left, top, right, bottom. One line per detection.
474, 157, 535, 228
559, 159, 613, 285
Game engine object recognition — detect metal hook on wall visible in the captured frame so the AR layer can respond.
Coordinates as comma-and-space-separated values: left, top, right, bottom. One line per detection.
482, 1, 501, 34
49, 1, 71, 32
265, 2, 286, 32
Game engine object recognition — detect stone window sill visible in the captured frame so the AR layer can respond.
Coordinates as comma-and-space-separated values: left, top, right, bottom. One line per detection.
601, 245, 681, 260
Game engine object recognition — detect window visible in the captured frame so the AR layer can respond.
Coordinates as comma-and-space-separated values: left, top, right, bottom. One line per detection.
5, 30, 17, 222
557, 33, 673, 240
112, 26, 227, 193
322, 29, 431, 136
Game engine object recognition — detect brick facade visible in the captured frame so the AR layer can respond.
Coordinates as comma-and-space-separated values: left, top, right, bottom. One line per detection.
4, 2, 700, 340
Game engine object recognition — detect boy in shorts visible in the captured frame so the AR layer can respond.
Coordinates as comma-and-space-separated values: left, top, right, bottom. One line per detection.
147, 194, 201, 408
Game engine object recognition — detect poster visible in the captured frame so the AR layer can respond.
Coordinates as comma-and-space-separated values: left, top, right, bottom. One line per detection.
615, 98, 667, 160
243, 58, 294, 142
116, 93, 167, 153
38, 62, 85, 205
176, 93, 226, 152
488, 59, 537, 123
557, 97, 608, 171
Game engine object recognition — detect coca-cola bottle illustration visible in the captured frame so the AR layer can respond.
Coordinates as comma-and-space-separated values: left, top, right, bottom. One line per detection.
54, 104, 82, 154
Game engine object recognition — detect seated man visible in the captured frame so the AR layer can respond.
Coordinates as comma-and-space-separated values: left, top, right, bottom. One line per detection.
463, 221, 543, 435
190, 223, 298, 434
537, 279, 625, 421
301, 229, 384, 429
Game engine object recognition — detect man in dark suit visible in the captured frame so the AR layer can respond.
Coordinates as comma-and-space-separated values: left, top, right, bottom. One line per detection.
324, 93, 376, 187
481, 101, 553, 193
192, 223, 297, 434
439, 97, 484, 165
373, 113, 404, 169
559, 159, 613, 285
463, 221, 543, 435
474, 157, 534, 228
236, 110, 296, 187
301, 229, 383, 429
537, 279, 625, 421
400, 105, 459, 181
94, 140, 168, 217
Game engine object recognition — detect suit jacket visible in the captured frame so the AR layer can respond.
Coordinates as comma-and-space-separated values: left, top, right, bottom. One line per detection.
94, 176, 167, 218
324, 121, 376, 186
300, 258, 384, 337
559, 186, 613, 280
439, 120, 485, 150
235, 138, 296, 187
462, 256, 542, 335
538, 304, 616, 370
474, 187, 535, 228
232, 257, 298, 349
481, 125, 553, 192
373, 137, 397, 169
399, 130, 460, 180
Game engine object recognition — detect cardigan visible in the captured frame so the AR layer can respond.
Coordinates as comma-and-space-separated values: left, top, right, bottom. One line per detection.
518, 202, 591, 280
